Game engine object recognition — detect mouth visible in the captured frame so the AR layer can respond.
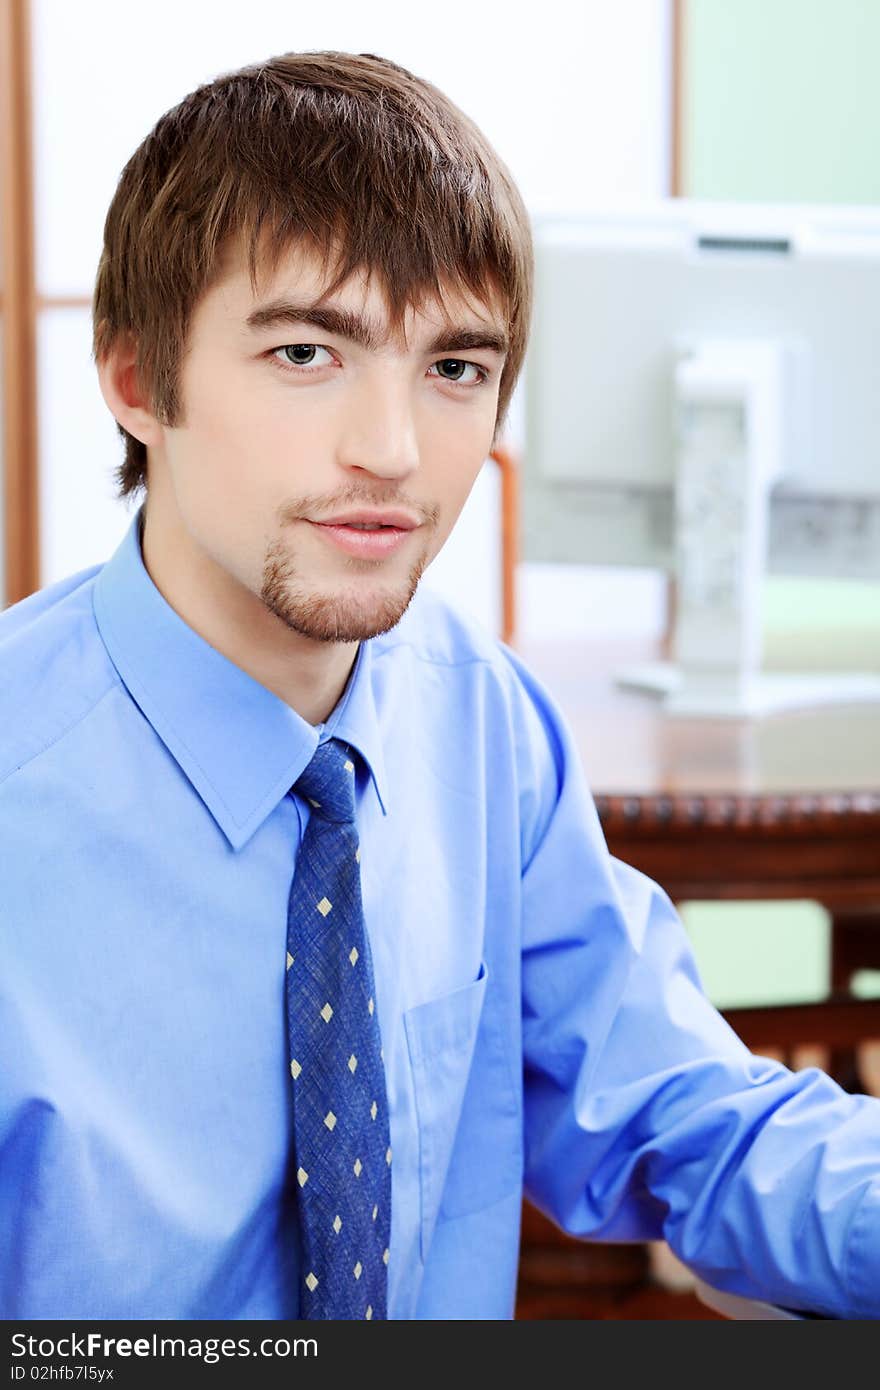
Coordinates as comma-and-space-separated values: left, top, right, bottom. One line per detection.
306, 519, 418, 559
311, 507, 420, 531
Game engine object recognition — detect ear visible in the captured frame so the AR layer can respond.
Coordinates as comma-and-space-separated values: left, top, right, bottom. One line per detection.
95, 328, 163, 448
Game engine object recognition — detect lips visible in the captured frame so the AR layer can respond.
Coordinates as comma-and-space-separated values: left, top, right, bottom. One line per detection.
313, 509, 420, 530
307, 519, 417, 559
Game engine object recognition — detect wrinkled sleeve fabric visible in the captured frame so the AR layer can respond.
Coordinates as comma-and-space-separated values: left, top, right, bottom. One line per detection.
498, 641, 880, 1319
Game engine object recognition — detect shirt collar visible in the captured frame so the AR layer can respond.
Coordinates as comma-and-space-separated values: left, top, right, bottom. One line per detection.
92, 505, 390, 851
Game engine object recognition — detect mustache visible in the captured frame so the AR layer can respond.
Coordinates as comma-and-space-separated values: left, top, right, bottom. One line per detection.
283, 499, 440, 528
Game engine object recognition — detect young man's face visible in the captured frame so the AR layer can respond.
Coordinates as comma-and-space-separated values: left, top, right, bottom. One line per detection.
148, 236, 509, 646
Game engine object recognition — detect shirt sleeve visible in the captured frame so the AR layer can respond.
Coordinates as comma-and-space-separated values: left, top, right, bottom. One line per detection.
497, 640, 880, 1320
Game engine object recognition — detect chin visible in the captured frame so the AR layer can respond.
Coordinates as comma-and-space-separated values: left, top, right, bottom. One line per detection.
264, 575, 423, 644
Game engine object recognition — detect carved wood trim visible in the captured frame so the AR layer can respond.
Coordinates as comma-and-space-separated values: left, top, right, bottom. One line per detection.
594, 790, 880, 835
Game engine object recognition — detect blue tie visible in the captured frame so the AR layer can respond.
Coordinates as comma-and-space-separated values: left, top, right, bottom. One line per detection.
286, 737, 392, 1319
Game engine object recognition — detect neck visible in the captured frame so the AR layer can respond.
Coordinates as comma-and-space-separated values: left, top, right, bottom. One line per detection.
139, 502, 359, 726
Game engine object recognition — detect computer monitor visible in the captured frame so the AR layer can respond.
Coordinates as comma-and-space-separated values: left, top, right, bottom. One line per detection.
524, 201, 880, 716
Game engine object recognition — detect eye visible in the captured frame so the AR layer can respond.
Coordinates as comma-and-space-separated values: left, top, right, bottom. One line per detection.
272, 344, 334, 371
429, 358, 487, 386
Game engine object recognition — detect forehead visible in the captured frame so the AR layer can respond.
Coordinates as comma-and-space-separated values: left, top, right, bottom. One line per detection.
206, 233, 507, 346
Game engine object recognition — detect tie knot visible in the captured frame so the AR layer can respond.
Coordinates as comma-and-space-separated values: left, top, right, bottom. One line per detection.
291, 738, 358, 824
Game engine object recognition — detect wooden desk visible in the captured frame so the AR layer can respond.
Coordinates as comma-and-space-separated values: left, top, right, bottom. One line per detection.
515, 633, 880, 1057
512, 633, 880, 1318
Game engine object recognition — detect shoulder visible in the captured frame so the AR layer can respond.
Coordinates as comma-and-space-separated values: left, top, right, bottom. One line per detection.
0, 563, 119, 787
373, 583, 551, 722
375, 584, 573, 836
374, 581, 504, 670
377, 581, 568, 746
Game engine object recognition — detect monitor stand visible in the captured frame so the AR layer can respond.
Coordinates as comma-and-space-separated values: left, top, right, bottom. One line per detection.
615, 339, 880, 718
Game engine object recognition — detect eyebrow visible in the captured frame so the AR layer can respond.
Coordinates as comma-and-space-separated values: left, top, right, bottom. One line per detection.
244, 298, 510, 359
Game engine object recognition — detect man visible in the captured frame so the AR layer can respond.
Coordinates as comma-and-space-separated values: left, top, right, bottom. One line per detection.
1, 50, 878, 1321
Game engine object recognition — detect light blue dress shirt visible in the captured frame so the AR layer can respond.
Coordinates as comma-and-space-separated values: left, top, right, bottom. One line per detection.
2, 504, 879, 1320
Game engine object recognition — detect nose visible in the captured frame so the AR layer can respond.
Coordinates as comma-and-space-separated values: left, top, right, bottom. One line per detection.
335, 372, 420, 479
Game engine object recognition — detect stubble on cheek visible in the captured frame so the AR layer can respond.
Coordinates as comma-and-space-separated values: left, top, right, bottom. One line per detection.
259, 530, 431, 644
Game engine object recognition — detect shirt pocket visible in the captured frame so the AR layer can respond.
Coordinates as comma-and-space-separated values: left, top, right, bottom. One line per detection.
404, 960, 521, 1262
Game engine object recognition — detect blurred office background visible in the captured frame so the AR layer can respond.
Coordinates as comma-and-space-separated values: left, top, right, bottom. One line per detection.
657, 0, 880, 1034
2, 0, 879, 1315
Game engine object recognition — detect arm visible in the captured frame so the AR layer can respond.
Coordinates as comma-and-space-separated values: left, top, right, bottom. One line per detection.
499, 642, 880, 1319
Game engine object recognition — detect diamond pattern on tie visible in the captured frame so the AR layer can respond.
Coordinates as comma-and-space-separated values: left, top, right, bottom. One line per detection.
286, 737, 391, 1320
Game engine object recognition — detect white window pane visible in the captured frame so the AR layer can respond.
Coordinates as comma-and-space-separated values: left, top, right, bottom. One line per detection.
37, 307, 133, 584
33, 0, 670, 294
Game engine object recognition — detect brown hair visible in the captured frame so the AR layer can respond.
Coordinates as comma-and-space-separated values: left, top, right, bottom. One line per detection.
92, 50, 534, 501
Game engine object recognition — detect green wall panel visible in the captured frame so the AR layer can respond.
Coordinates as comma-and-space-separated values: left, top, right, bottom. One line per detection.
679, 0, 880, 1013
684, 0, 880, 204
